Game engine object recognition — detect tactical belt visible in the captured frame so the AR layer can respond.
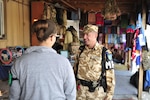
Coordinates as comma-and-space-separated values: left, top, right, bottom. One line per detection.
79, 79, 92, 86
78, 78, 101, 92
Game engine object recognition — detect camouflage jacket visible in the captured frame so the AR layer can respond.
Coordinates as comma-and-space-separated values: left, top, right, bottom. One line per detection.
74, 42, 115, 99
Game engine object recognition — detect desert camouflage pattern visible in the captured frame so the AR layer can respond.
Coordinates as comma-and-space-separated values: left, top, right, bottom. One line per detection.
83, 24, 98, 33
75, 42, 115, 100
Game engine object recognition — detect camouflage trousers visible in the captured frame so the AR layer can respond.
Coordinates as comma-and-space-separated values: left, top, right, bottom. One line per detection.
76, 84, 106, 100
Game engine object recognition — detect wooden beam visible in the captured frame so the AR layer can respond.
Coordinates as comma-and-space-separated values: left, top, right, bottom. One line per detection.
138, 66, 143, 100
51, 0, 137, 13
60, 0, 77, 10
138, 0, 145, 99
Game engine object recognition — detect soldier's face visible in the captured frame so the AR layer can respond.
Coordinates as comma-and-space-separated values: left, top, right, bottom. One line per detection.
83, 32, 97, 46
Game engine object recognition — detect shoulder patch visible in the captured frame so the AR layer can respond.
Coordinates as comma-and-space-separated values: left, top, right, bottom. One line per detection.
106, 50, 113, 60
106, 49, 111, 54
105, 60, 114, 69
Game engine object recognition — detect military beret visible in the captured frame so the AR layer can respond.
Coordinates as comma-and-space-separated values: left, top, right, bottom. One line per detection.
83, 24, 98, 33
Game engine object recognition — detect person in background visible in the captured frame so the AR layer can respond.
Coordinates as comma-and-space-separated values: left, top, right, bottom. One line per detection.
9, 19, 76, 100
112, 49, 124, 64
74, 24, 115, 100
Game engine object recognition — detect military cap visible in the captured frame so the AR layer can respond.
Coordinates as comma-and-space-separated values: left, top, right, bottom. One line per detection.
83, 24, 98, 33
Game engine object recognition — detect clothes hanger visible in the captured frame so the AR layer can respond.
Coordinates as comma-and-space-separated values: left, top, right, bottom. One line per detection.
88, 9, 95, 13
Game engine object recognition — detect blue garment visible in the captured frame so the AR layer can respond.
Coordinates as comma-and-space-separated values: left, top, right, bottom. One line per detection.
104, 26, 108, 33
113, 34, 117, 44
139, 28, 146, 46
136, 13, 142, 29
117, 35, 121, 44
108, 34, 111, 44
135, 13, 146, 47
0, 65, 11, 80
127, 24, 135, 30
144, 70, 150, 89
136, 37, 142, 50
71, 11, 78, 20
136, 55, 141, 66
147, 11, 150, 25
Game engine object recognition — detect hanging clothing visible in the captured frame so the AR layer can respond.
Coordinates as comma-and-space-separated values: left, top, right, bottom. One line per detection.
126, 24, 135, 33
88, 12, 96, 24
120, 14, 128, 28
71, 11, 78, 20
116, 34, 121, 44
107, 27, 111, 34
131, 30, 143, 73
95, 12, 104, 26
117, 26, 120, 34
131, 13, 146, 73
51, 6, 57, 23
132, 29, 140, 60
126, 24, 135, 49
120, 34, 126, 43
80, 12, 88, 27
147, 11, 150, 25
108, 34, 113, 44
56, 8, 64, 25
63, 10, 67, 26
126, 33, 134, 49
113, 34, 117, 44
104, 26, 108, 34
111, 26, 117, 34
63, 31, 73, 50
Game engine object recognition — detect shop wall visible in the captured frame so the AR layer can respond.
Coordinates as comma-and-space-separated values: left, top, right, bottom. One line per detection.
0, 0, 30, 48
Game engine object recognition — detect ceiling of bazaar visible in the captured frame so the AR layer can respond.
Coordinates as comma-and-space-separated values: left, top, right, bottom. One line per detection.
46, 0, 145, 14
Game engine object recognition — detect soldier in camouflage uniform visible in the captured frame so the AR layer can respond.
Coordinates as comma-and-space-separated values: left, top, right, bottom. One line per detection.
74, 24, 115, 100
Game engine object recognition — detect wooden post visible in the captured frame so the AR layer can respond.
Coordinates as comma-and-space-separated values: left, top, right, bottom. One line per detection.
124, 51, 128, 65
138, 65, 143, 100
138, 0, 146, 99
128, 50, 131, 70
125, 50, 131, 70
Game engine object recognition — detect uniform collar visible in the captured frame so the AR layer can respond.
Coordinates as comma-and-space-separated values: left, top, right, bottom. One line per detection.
85, 42, 100, 50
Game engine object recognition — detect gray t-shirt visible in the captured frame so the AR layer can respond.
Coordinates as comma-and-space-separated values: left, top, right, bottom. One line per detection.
9, 46, 76, 100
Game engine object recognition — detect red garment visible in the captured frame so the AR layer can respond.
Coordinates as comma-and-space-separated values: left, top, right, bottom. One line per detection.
88, 12, 96, 24
107, 27, 111, 34
126, 25, 135, 34
132, 29, 139, 60
126, 29, 135, 33
95, 12, 104, 26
